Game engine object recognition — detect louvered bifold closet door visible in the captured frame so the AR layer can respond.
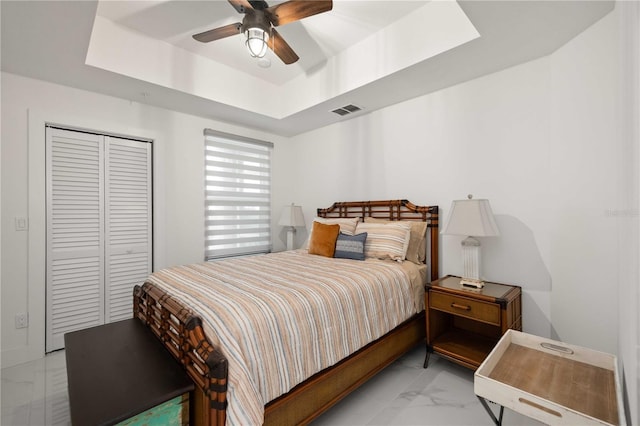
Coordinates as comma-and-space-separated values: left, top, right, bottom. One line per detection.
104, 137, 152, 322
46, 128, 153, 352
46, 128, 105, 353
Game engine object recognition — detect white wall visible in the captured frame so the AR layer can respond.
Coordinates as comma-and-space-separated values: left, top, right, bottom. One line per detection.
548, 2, 619, 353
285, 7, 639, 422
615, 1, 640, 423
287, 56, 556, 339
0, 72, 287, 366
286, 11, 621, 351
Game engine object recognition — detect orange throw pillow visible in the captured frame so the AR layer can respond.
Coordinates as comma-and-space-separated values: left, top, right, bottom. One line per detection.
308, 222, 340, 257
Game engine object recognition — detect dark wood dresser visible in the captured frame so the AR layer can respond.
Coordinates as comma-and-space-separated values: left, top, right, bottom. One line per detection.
65, 318, 194, 425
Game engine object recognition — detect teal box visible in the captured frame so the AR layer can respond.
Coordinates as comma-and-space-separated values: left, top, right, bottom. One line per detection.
117, 394, 189, 426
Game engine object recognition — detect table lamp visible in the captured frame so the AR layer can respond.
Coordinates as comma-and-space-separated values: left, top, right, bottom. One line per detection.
278, 203, 306, 251
441, 195, 499, 288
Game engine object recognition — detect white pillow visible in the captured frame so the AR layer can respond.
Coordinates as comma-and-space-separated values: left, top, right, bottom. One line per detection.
313, 217, 359, 235
355, 222, 411, 262
304, 217, 359, 248
364, 217, 427, 265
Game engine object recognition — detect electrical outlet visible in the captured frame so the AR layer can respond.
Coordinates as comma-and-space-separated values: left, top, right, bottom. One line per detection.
15, 313, 28, 329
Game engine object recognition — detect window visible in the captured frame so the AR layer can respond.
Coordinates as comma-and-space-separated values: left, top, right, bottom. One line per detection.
204, 129, 273, 260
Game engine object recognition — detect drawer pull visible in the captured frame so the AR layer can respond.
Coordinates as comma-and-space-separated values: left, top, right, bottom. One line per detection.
518, 398, 562, 418
450, 303, 471, 311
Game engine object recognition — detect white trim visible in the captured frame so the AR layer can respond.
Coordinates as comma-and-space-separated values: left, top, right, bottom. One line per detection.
3, 108, 166, 366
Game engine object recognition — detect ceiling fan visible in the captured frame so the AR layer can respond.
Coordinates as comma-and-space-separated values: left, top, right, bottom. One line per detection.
192, 0, 333, 65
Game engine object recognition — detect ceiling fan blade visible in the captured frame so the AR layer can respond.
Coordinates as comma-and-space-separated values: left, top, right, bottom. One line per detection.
227, 0, 254, 14
193, 23, 242, 43
269, 28, 299, 64
266, 0, 332, 27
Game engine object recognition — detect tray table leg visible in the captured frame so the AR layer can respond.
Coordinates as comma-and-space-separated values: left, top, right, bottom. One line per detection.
477, 396, 504, 426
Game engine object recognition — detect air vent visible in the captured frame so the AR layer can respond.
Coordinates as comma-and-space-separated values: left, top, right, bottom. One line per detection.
342, 104, 361, 112
331, 104, 362, 116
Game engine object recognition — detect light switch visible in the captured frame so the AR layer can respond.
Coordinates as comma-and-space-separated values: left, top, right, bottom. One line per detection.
15, 217, 28, 231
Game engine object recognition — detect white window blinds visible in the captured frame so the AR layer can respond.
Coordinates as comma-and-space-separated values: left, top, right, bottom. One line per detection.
204, 129, 273, 260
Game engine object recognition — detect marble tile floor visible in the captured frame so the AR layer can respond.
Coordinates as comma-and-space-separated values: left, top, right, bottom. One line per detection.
1, 344, 542, 426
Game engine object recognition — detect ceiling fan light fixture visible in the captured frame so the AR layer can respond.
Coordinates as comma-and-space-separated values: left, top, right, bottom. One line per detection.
193, 0, 333, 65
245, 27, 269, 58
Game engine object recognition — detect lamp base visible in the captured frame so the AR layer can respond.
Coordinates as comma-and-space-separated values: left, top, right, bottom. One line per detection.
460, 278, 485, 289
461, 236, 482, 285
285, 227, 296, 251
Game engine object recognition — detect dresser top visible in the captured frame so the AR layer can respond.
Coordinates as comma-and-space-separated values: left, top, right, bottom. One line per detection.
65, 318, 194, 425
428, 275, 519, 301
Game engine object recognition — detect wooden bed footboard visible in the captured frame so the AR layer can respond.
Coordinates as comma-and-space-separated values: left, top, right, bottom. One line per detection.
133, 282, 228, 426
134, 281, 425, 426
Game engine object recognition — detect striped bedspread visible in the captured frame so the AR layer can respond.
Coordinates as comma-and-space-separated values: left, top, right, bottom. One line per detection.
146, 250, 425, 425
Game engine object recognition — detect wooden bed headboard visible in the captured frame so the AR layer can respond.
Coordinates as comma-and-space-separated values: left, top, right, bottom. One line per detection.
317, 199, 439, 281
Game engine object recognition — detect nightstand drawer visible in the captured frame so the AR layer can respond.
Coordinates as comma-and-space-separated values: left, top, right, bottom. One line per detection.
430, 292, 500, 325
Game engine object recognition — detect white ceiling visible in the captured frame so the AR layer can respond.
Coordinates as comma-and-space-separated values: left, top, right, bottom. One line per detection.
1, 1, 614, 136
96, 1, 425, 86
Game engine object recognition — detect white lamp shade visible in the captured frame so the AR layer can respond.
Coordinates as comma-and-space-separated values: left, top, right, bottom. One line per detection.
278, 204, 305, 227
441, 198, 499, 237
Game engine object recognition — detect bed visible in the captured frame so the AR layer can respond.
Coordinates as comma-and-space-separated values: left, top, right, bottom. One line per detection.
133, 199, 439, 425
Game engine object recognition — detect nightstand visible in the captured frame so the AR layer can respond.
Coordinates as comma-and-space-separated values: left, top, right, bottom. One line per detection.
424, 275, 522, 370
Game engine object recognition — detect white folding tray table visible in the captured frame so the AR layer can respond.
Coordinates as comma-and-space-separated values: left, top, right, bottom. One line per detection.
475, 329, 625, 426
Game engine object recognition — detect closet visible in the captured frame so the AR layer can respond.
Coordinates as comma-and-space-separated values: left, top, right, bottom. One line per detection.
45, 127, 152, 352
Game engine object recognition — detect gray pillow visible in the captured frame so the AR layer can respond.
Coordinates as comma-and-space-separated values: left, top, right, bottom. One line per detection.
334, 232, 367, 261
